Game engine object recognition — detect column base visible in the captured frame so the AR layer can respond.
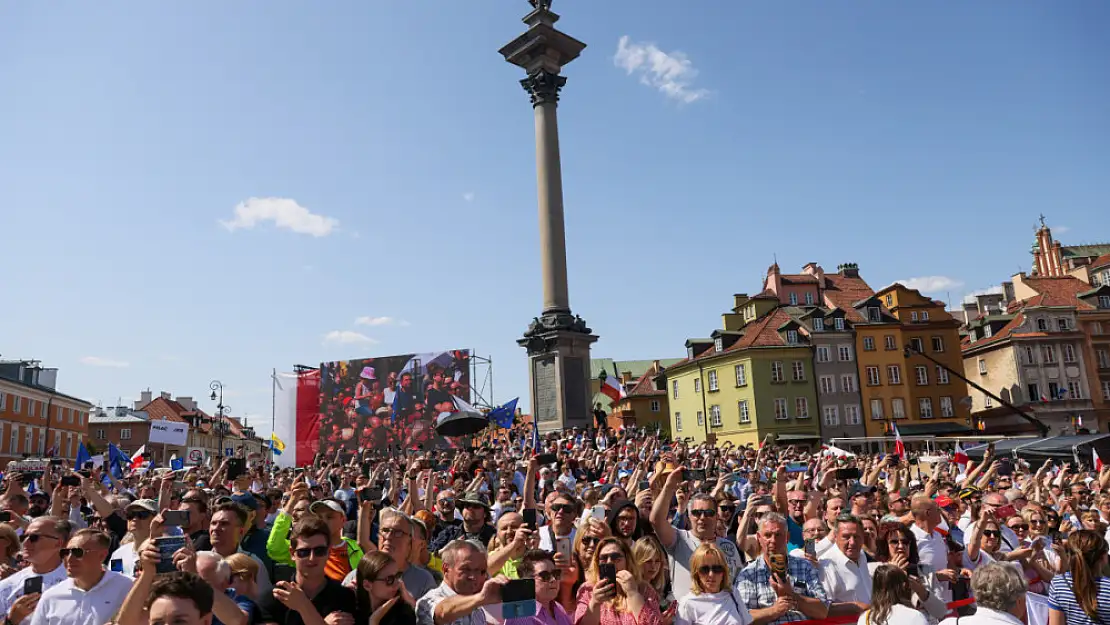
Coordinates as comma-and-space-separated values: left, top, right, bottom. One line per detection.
518, 312, 598, 432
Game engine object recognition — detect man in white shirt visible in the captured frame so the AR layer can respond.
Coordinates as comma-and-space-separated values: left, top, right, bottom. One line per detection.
536, 492, 578, 553
911, 496, 951, 601
958, 492, 1018, 554
0, 516, 73, 625
417, 539, 506, 625
30, 529, 133, 625
818, 514, 872, 618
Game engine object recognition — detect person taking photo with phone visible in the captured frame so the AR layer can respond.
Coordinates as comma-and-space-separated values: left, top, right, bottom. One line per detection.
109, 499, 159, 577
258, 516, 356, 625
416, 539, 508, 625
574, 537, 659, 625
735, 513, 829, 625
504, 550, 570, 625
0, 517, 73, 625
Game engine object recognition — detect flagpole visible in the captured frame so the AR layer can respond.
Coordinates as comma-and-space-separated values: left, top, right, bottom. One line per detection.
270, 368, 276, 468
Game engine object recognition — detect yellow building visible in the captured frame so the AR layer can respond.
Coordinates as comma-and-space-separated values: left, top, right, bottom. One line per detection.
610, 361, 671, 435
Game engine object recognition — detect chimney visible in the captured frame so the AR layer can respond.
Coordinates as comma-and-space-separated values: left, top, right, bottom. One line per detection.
837, 262, 860, 278
652, 360, 660, 373
160, 391, 171, 400
1002, 281, 1015, 303
135, 390, 153, 410
176, 396, 197, 411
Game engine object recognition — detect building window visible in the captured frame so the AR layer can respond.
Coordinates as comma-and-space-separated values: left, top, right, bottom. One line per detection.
1037, 318, 1049, 331
792, 361, 805, 381
37, 428, 45, 455
941, 396, 955, 417
916, 366, 929, 386
735, 364, 747, 386
738, 400, 750, 423
1023, 346, 1036, 365
121, 429, 132, 440
771, 362, 784, 383
871, 399, 884, 420
820, 376, 835, 394
892, 398, 906, 419
922, 311, 930, 321
24, 428, 31, 454
675, 413, 682, 431
1094, 322, 1104, 335
1068, 381, 1083, 400
708, 370, 719, 392
96, 429, 105, 439
845, 404, 861, 425
936, 366, 950, 385
841, 374, 857, 393
710, 405, 722, 427
909, 338, 924, 354
835, 318, 845, 330
8, 427, 17, 454
813, 318, 825, 332
714, 338, 723, 353
888, 365, 902, 385
0, 392, 5, 410
672, 381, 679, 399
866, 306, 881, 322
789, 293, 798, 305
697, 411, 704, 426
884, 335, 897, 350
1028, 383, 1040, 402
1049, 382, 1061, 400
1098, 349, 1110, 369
823, 406, 839, 427
774, 399, 788, 419
863, 336, 875, 351
985, 394, 993, 408
650, 400, 660, 412
885, 294, 893, 307
1099, 296, 1110, 309
1043, 345, 1057, 363
805, 292, 814, 305
984, 325, 993, 338
796, 397, 809, 418
919, 398, 934, 419
1103, 381, 1110, 400
27, 401, 36, 419
816, 346, 831, 363
786, 330, 799, 345
838, 345, 853, 362
1058, 318, 1071, 331
694, 378, 701, 393
978, 359, 987, 374
1064, 344, 1077, 363
866, 367, 881, 386
911, 311, 919, 322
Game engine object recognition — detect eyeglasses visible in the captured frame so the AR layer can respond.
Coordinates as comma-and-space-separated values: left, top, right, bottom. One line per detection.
22, 533, 60, 543
438, 499, 455, 506
530, 571, 559, 582
698, 564, 726, 575
1009, 524, 1029, 531
293, 546, 330, 558
888, 538, 910, 546
689, 509, 717, 518
719, 505, 736, 512
60, 548, 90, 559
1030, 519, 1046, 526
551, 504, 575, 514
373, 573, 401, 585
127, 511, 154, 521
380, 527, 410, 538
597, 553, 625, 564
982, 530, 1001, 538
582, 537, 600, 547
788, 499, 806, 505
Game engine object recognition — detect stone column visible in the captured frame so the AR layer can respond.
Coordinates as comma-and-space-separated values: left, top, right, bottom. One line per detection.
523, 70, 571, 313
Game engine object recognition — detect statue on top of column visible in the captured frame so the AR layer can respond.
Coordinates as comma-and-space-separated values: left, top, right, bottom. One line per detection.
528, 0, 553, 11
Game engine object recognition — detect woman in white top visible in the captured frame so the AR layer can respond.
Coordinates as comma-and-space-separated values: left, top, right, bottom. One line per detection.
857, 564, 929, 625
675, 543, 752, 625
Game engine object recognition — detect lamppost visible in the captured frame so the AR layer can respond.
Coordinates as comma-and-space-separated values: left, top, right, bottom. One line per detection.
210, 380, 232, 460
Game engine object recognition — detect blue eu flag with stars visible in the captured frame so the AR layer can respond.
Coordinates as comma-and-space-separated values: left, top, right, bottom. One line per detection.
488, 398, 519, 429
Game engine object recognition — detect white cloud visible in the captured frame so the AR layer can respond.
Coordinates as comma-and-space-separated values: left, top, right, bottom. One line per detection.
613, 35, 711, 104
963, 285, 1004, 303
462, 192, 475, 203
323, 330, 379, 346
891, 276, 964, 293
355, 316, 409, 327
80, 356, 129, 368
220, 197, 338, 237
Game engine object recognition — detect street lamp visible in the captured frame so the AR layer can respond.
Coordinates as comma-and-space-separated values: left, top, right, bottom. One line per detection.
210, 380, 232, 459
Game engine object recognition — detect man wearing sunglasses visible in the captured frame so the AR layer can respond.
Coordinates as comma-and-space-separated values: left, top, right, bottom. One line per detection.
259, 516, 355, 625
0, 517, 72, 625
536, 493, 576, 554
29, 529, 132, 625
108, 499, 158, 578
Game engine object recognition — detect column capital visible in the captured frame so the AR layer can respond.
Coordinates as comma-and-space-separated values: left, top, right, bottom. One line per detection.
520, 70, 567, 106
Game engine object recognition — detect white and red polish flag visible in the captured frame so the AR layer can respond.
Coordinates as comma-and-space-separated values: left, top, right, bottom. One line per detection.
893, 423, 906, 460
1094, 447, 1104, 472
953, 442, 969, 470
129, 445, 147, 470
600, 373, 626, 404
272, 369, 322, 469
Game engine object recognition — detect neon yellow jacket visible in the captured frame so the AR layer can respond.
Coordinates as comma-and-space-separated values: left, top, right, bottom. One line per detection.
266, 511, 363, 570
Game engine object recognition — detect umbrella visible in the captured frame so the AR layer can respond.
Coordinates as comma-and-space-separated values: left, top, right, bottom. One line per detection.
435, 396, 488, 437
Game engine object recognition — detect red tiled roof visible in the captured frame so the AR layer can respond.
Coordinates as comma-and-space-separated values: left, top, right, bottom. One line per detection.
626, 370, 664, 397
962, 312, 1025, 350
1018, 276, 1096, 310
822, 274, 876, 322
781, 274, 819, 285
1091, 253, 1110, 271
733, 309, 796, 349
140, 397, 191, 423
751, 289, 779, 300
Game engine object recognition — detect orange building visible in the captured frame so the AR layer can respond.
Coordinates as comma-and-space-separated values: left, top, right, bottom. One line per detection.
0, 360, 91, 464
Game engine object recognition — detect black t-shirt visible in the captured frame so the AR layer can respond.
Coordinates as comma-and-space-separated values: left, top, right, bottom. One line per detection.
259, 578, 356, 625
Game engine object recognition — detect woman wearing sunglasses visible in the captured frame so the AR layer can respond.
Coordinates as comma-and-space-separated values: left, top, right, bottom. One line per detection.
675, 543, 752, 625
505, 550, 573, 625
557, 520, 611, 614
356, 551, 417, 625
868, 525, 947, 622
575, 537, 661, 625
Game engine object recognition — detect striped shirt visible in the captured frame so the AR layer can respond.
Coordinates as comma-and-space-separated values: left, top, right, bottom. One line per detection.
1047, 572, 1110, 625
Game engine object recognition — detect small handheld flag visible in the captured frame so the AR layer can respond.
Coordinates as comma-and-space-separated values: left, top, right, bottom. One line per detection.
1095, 447, 1104, 472
953, 442, 968, 470
170, 454, 184, 471
75, 442, 92, 468
892, 423, 906, 460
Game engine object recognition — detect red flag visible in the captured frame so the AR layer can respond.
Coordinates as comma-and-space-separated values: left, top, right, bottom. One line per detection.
1094, 447, 1104, 472
953, 442, 968, 469
129, 445, 147, 470
893, 423, 906, 460
600, 374, 626, 404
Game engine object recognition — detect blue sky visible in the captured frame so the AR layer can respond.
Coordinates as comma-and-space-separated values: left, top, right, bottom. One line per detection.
2, 1, 1107, 425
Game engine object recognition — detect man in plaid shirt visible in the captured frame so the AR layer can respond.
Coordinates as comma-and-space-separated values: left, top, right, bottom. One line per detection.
736, 512, 830, 625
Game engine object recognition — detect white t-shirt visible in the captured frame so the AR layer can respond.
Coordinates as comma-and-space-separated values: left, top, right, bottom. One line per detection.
665, 530, 744, 600
856, 604, 929, 625
818, 548, 872, 604
676, 589, 753, 625
29, 571, 134, 625
109, 542, 139, 578
0, 563, 69, 625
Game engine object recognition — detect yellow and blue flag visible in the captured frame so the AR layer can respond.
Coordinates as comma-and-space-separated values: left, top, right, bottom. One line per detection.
270, 433, 286, 455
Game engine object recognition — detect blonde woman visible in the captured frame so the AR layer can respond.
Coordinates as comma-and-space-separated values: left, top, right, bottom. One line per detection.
675, 543, 752, 625
559, 518, 611, 614
225, 553, 263, 623
633, 536, 674, 625
574, 537, 661, 625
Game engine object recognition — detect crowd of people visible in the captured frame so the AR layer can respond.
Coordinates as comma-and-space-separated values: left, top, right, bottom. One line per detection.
1, 424, 1109, 625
